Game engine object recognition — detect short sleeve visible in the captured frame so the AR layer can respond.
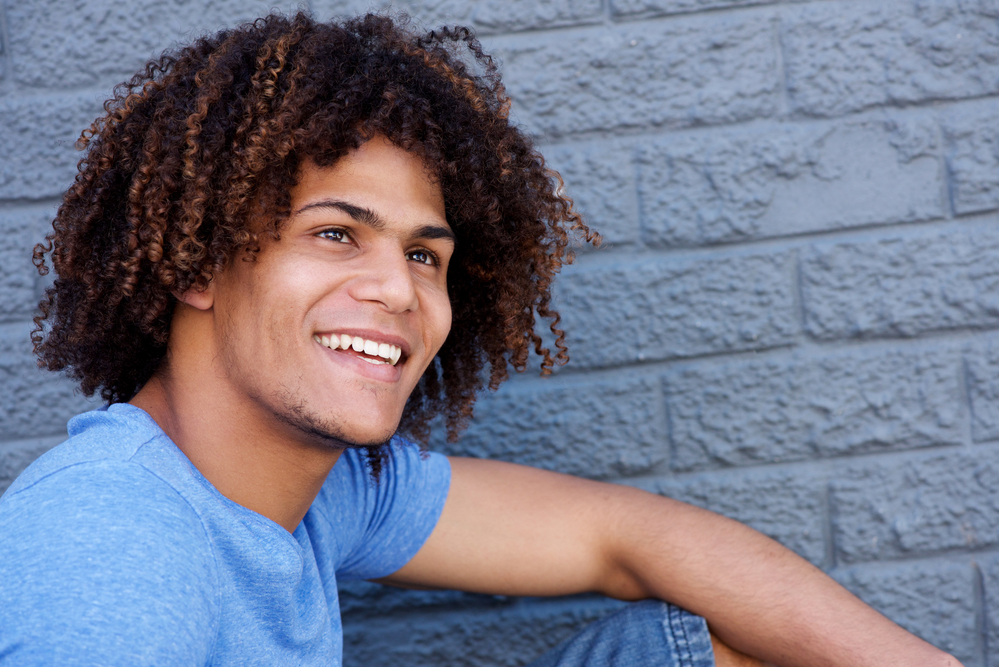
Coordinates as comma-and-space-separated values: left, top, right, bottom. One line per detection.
311, 440, 451, 581
0, 462, 219, 666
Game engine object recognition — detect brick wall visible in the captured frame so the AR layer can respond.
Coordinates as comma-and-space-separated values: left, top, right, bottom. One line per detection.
1, 0, 997, 664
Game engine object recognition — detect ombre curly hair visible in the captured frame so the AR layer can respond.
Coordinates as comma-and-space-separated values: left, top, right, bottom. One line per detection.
32, 12, 596, 455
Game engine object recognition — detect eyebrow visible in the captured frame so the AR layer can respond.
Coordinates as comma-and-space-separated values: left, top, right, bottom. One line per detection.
295, 199, 455, 244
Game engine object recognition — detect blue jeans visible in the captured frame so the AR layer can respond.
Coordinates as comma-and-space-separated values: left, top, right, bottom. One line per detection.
526, 601, 715, 667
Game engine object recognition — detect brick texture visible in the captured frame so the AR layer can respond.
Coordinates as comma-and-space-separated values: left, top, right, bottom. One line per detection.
0, 207, 54, 322
6, 0, 303, 88
638, 117, 942, 247
611, 0, 778, 19
556, 250, 798, 368
783, 0, 999, 117
654, 466, 828, 565
666, 345, 963, 471
943, 100, 999, 217
343, 597, 625, 667
544, 140, 641, 247
801, 223, 999, 341
830, 448, 999, 563
438, 374, 667, 479
833, 559, 978, 665
312, 0, 603, 33
489, 13, 779, 137
0, 93, 104, 201
0, 322, 96, 441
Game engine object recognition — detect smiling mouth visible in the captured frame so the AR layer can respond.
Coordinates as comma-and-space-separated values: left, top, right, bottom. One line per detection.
313, 333, 403, 366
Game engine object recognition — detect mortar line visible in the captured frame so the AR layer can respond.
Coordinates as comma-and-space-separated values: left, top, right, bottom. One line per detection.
974, 559, 988, 667
0, 0, 13, 96
961, 355, 977, 450
823, 479, 838, 571
772, 10, 791, 119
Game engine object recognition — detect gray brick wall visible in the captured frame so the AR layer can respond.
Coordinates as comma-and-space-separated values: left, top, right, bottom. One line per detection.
2, 0, 998, 664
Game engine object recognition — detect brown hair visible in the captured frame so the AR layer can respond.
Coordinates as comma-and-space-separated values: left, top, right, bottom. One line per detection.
32, 12, 596, 471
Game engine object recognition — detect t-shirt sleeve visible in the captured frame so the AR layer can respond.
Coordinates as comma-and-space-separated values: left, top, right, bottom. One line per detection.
0, 462, 218, 666
315, 440, 451, 581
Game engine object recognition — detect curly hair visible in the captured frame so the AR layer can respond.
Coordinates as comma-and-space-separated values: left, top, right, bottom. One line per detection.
32, 12, 596, 471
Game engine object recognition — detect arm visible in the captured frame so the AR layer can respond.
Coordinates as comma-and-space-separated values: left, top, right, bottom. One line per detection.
381, 457, 962, 667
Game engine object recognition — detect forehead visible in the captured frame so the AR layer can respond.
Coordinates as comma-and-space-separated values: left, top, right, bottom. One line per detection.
293, 137, 446, 225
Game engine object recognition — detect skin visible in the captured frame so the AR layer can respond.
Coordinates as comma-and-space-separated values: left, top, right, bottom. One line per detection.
132, 136, 962, 667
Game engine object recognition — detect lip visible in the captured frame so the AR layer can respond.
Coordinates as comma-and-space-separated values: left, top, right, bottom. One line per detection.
317, 340, 406, 383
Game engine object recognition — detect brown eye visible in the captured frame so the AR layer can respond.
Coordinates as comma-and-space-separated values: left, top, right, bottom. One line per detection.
318, 228, 350, 243
407, 250, 437, 266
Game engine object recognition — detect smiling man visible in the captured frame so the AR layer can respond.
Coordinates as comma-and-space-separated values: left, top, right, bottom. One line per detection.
0, 12, 962, 667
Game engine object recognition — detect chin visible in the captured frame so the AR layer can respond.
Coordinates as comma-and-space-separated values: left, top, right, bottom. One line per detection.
272, 392, 401, 450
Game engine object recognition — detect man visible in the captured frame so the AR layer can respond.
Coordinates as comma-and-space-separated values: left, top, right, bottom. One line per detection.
0, 12, 961, 666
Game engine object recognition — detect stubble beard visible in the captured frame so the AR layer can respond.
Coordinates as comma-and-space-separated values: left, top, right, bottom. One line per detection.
218, 320, 395, 452
270, 389, 394, 452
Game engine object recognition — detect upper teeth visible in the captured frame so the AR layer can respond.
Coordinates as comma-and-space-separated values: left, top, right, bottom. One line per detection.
313, 334, 403, 365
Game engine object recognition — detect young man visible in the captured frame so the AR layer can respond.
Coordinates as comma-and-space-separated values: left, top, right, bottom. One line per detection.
0, 12, 962, 667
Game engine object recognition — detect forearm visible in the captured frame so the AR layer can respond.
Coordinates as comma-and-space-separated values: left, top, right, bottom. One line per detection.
604, 493, 961, 667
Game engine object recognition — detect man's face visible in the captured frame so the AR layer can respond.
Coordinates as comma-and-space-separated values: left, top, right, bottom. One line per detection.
206, 136, 454, 448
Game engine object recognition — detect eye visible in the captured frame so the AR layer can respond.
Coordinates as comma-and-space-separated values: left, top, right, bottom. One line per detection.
317, 228, 351, 243
407, 249, 438, 266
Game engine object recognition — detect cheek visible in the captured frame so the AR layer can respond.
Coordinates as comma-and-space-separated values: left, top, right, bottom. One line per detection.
430, 292, 452, 349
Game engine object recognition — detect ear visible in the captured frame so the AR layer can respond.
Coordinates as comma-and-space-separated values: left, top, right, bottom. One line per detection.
173, 283, 214, 311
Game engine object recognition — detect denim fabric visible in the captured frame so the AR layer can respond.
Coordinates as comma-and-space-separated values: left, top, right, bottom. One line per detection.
527, 601, 715, 667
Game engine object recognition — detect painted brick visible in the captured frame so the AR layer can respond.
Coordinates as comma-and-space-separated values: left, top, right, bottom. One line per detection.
312, 0, 475, 26
833, 560, 977, 664
667, 346, 963, 471
0, 322, 97, 441
436, 375, 667, 479
556, 250, 797, 368
801, 224, 999, 341
343, 597, 625, 667
0, 208, 53, 321
312, 0, 603, 33
782, 0, 999, 117
543, 140, 640, 247
943, 101, 999, 216
473, 0, 603, 32
7, 0, 303, 88
638, 118, 942, 247
0, 435, 63, 497
489, 13, 779, 137
338, 580, 509, 616
654, 467, 827, 565
965, 336, 999, 443
611, 0, 776, 19
0, 93, 104, 201
830, 449, 999, 563
977, 554, 999, 666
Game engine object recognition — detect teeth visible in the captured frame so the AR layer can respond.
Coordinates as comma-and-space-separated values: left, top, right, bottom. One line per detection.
358, 356, 389, 366
316, 333, 404, 366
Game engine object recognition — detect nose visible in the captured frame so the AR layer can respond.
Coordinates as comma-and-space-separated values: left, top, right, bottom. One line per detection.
347, 246, 420, 313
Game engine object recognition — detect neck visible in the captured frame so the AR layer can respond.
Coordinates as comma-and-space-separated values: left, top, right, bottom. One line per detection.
130, 309, 343, 533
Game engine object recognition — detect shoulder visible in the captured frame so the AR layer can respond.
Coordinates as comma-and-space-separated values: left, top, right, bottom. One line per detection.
320, 437, 451, 512
4, 403, 169, 495
0, 459, 219, 664
309, 437, 451, 580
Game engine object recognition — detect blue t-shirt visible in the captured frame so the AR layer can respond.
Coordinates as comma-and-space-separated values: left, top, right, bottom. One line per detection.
0, 403, 451, 666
